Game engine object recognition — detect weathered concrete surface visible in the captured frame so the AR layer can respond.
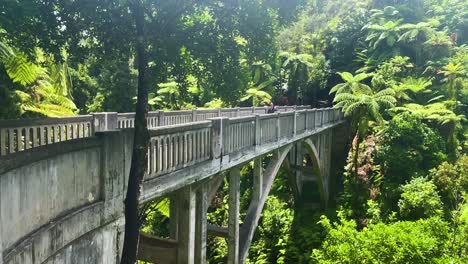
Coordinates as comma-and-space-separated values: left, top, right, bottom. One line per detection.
0, 130, 132, 264
137, 233, 177, 264
42, 220, 123, 264
0, 108, 344, 264
1, 146, 101, 254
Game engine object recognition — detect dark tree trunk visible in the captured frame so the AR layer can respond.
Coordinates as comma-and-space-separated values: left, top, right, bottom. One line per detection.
120, 0, 149, 263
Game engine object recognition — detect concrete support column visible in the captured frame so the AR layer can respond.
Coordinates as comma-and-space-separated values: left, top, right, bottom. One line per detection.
295, 143, 304, 195
169, 195, 179, 240
252, 157, 263, 205
228, 167, 240, 264
195, 183, 208, 264
177, 186, 196, 264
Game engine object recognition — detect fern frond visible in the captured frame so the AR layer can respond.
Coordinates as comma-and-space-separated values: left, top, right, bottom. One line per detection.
5, 54, 44, 86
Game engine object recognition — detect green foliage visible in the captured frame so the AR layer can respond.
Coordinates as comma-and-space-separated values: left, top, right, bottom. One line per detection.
140, 198, 171, 238
311, 216, 450, 264
392, 77, 432, 102
247, 196, 294, 264
376, 113, 447, 184
1, 0, 467, 262
398, 177, 444, 220
430, 156, 468, 207
4, 53, 44, 86
0, 38, 77, 117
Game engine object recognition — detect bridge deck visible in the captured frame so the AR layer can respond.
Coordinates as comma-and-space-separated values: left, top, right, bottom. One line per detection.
0, 106, 344, 264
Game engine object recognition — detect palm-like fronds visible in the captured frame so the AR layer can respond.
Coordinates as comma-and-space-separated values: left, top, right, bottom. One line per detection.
333, 83, 395, 124
398, 22, 435, 43
365, 19, 403, 49
440, 63, 465, 80
0, 35, 77, 117
240, 84, 272, 106
15, 77, 77, 117
4, 53, 44, 86
330, 72, 373, 95
158, 81, 180, 96
280, 51, 314, 69
393, 102, 466, 125
393, 77, 432, 102
424, 31, 453, 47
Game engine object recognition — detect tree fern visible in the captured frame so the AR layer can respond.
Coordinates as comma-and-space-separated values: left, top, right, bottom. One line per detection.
0, 29, 77, 117
330, 72, 373, 95
4, 53, 44, 86
331, 72, 396, 173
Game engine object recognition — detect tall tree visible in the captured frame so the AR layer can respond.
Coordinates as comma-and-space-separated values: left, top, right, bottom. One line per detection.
331, 72, 396, 172
120, 0, 150, 263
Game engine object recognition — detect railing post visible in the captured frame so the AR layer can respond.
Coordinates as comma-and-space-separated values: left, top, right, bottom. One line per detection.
304, 110, 309, 131
276, 112, 280, 141
293, 111, 297, 137
312, 110, 316, 128
92, 112, 118, 132
192, 109, 198, 122
210, 117, 227, 160
320, 109, 324, 127
236, 107, 240, 117
254, 114, 260, 146
159, 111, 165, 126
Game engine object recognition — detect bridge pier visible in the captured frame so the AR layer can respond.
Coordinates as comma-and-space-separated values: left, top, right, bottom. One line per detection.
195, 182, 209, 264
228, 167, 241, 264
252, 157, 263, 206
176, 186, 196, 264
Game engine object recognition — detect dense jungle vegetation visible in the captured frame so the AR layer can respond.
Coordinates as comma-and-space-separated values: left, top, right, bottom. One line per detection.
1, 0, 467, 263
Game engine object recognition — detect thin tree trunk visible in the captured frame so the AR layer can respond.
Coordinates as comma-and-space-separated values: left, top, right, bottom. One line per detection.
353, 129, 360, 175
121, 0, 149, 263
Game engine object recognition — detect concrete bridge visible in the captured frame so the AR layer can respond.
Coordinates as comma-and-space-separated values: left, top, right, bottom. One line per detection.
0, 106, 346, 264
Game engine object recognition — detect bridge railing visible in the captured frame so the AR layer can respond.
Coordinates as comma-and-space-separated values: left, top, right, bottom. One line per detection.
144, 107, 344, 177
0, 115, 94, 156
0, 105, 310, 156
147, 121, 212, 177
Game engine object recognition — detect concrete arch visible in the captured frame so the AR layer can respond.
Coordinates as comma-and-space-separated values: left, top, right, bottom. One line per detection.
302, 137, 328, 206
303, 138, 322, 173
238, 136, 332, 263
238, 144, 294, 262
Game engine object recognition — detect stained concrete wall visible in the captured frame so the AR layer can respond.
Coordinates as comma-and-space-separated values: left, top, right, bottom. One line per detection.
1, 147, 101, 251
0, 130, 133, 264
